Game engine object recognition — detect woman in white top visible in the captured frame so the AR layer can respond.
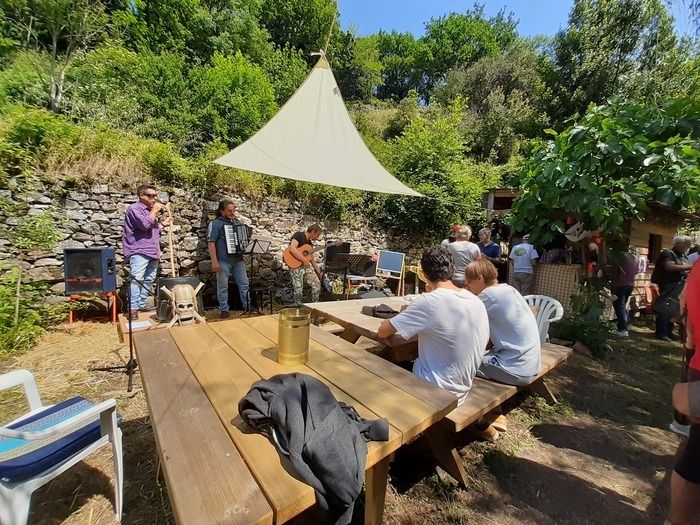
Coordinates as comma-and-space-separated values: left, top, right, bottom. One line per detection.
447, 225, 481, 288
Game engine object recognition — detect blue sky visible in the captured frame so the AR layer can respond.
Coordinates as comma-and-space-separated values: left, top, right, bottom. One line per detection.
337, 0, 695, 38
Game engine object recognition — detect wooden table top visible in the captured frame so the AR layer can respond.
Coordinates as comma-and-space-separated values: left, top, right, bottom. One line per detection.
134, 315, 457, 525
305, 297, 419, 348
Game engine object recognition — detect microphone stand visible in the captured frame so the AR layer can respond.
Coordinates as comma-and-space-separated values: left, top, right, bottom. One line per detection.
90, 273, 141, 392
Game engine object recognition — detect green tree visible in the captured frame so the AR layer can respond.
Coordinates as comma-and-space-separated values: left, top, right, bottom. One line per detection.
436, 42, 550, 162
511, 97, 700, 245
2, 0, 108, 113
375, 31, 426, 101
190, 52, 277, 147
420, 6, 517, 100
259, 0, 338, 53
330, 31, 383, 101
377, 100, 501, 234
550, 0, 682, 124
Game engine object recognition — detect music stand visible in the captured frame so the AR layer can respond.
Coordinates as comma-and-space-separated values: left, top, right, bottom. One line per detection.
244, 236, 273, 313
328, 254, 373, 298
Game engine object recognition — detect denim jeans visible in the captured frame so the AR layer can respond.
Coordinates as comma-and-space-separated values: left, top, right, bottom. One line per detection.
129, 253, 158, 311
216, 259, 249, 311
612, 285, 633, 331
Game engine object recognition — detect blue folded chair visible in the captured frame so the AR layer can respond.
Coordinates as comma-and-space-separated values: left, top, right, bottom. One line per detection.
0, 369, 123, 525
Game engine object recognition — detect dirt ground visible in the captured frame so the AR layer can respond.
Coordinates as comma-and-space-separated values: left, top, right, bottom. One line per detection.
0, 314, 686, 525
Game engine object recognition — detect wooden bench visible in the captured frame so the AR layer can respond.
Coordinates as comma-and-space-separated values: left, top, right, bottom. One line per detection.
425, 342, 573, 488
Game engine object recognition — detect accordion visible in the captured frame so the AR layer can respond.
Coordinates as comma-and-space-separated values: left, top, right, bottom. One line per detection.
224, 223, 253, 255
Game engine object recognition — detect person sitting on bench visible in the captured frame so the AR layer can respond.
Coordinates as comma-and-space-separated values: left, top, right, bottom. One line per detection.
465, 259, 542, 386
377, 246, 489, 406
463, 259, 542, 438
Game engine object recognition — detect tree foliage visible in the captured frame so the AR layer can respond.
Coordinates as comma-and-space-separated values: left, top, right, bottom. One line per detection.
512, 97, 700, 244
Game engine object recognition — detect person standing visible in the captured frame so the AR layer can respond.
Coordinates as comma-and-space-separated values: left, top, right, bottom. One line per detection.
477, 228, 502, 262
288, 224, 323, 304
207, 199, 250, 318
509, 234, 539, 295
447, 225, 481, 288
667, 259, 700, 524
122, 184, 171, 320
651, 236, 692, 341
611, 246, 641, 337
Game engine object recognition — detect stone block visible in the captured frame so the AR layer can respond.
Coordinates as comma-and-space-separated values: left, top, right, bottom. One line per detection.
26, 265, 63, 281
92, 212, 109, 223
34, 257, 62, 267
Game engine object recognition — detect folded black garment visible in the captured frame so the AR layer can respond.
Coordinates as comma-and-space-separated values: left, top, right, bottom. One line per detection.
360, 303, 399, 319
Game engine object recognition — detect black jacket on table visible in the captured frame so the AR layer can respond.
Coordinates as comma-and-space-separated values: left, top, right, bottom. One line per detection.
238, 373, 389, 525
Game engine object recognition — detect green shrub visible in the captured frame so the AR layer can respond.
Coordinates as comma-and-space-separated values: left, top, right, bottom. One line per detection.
0, 266, 70, 358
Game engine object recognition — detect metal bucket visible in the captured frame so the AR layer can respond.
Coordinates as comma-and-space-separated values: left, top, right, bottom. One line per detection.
277, 308, 311, 365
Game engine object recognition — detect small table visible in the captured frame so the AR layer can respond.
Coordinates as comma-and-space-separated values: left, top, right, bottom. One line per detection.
306, 297, 419, 361
134, 316, 456, 525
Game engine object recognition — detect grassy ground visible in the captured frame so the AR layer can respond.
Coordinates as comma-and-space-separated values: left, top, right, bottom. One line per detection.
0, 316, 686, 525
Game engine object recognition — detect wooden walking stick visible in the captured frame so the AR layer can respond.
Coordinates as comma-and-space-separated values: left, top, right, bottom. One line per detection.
165, 203, 176, 277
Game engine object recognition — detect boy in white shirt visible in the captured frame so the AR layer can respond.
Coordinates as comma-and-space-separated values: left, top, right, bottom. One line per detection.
377, 246, 489, 406
465, 260, 542, 385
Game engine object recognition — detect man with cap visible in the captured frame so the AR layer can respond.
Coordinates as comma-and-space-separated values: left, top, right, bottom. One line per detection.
509, 234, 539, 295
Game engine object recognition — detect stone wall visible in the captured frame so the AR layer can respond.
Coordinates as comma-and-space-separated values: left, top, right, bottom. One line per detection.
0, 181, 426, 300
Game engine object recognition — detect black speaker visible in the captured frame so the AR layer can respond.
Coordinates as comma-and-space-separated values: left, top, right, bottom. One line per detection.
64, 248, 117, 294
325, 241, 351, 272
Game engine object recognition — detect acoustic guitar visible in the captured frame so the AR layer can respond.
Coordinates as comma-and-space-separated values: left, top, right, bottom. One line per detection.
283, 240, 342, 270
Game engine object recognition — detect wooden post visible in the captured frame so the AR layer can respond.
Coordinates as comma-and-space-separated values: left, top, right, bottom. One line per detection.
165, 203, 176, 277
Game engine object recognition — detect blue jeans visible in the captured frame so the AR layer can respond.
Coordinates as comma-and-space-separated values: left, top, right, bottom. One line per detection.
612, 286, 633, 331
129, 254, 158, 311
216, 259, 249, 311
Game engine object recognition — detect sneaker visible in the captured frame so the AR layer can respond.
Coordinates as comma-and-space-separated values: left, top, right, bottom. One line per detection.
128, 309, 139, 321
491, 415, 508, 433
668, 333, 680, 341
669, 420, 690, 438
610, 329, 629, 337
469, 424, 500, 442
139, 305, 157, 312
656, 335, 673, 342
220, 310, 230, 320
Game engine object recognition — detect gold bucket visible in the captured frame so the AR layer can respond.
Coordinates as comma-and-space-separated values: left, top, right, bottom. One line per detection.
277, 308, 311, 365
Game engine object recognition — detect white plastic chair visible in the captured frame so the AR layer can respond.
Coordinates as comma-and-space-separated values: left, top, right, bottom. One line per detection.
0, 369, 123, 525
524, 295, 564, 344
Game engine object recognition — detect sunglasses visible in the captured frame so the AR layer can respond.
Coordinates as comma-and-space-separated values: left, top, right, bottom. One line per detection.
142, 193, 158, 198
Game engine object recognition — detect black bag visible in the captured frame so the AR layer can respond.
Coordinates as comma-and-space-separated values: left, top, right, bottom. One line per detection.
653, 282, 684, 319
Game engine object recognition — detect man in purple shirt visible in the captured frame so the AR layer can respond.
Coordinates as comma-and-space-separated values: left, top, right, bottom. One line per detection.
123, 184, 170, 319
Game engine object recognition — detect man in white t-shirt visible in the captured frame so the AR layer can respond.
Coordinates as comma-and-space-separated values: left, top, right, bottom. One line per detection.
377, 246, 489, 406
509, 234, 539, 295
466, 260, 541, 385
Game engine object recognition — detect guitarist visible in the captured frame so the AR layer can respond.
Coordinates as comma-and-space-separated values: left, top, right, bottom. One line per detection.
288, 224, 323, 304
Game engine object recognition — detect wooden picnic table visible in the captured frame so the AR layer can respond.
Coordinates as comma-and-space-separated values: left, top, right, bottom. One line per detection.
306, 297, 419, 361
133, 316, 457, 525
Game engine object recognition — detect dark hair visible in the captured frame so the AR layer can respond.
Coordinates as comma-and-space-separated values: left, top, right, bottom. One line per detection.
307, 224, 322, 233
447, 232, 458, 243
216, 199, 235, 217
420, 246, 454, 282
137, 184, 156, 196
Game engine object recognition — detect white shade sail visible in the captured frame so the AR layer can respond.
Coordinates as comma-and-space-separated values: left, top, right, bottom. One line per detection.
214, 55, 423, 197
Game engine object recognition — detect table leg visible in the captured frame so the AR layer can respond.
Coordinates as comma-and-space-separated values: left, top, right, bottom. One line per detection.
425, 425, 469, 489
339, 327, 361, 344
364, 455, 390, 525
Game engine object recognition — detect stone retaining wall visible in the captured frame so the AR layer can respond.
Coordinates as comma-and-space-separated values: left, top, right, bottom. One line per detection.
1, 181, 428, 300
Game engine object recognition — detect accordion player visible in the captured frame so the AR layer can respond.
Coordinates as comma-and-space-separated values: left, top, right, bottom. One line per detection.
224, 223, 253, 255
